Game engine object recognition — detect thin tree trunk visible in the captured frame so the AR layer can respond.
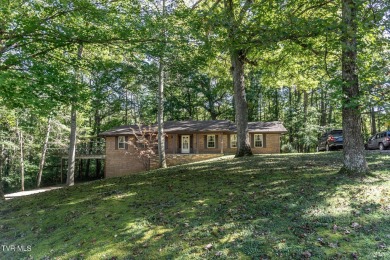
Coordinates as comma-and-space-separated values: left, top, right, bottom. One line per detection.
125, 89, 128, 125
67, 43, 83, 185
16, 120, 24, 191
0, 144, 4, 200
303, 90, 308, 119
340, 0, 368, 175
328, 105, 333, 125
78, 159, 83, 180
370, 106, 376, 135
320, 90, 327, 126
157, 0, 167, 168
157, 58, 167, 168
37, 117, 52, 187
66, 105, 77, 186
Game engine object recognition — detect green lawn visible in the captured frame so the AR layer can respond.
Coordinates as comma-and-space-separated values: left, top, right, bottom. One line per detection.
1, 152, 389, 259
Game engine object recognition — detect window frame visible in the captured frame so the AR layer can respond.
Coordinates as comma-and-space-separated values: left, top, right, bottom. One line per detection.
230, 134, 237, 148
254, 134, 263, 148
118, 136, 126, 149
207, 134, 216, 148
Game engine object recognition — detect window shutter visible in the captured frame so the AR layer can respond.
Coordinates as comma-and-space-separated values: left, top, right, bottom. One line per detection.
115, 137, 118, 150
215, 135, 219, 149
263, 134, 266, 147
125, 136, 129, 150
250, 134, 254, 147
227, 134, 231, 148
204, 135, 207, 149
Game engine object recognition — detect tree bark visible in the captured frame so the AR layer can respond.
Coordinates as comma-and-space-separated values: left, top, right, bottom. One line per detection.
37, 117, 51, 187
231, 49, 252, 157
16, 120, 24, 191
157, 58, 167, 168
157, 0, 167, 168
0, 144, 4, 200
320, 90, 327, 126
67, 43, 83, 185
66, 105, 77, 186
340, 0, 368, 175
370, 106, 376, 135
225, 0, 252, 157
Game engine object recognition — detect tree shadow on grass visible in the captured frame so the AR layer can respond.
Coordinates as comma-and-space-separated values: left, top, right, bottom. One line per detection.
0, 153, 389, 259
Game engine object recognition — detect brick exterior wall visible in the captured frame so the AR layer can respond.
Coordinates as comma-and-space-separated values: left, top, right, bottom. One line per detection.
150, 154, 223, 169
104, 133, 281, 178
104, 136, 146, 178
164, 133, 281, 154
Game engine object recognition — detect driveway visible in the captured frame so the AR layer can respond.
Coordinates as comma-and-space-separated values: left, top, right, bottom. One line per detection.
5, 186, 64, 200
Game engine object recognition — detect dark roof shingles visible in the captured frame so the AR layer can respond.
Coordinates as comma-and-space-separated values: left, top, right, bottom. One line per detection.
99, 120, 287, 136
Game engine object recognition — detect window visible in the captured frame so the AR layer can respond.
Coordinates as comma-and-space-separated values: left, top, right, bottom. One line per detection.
118, 136, 126, 149
254, 134, 263, 147
207, 135, 216, 148
230, 134, 237, 148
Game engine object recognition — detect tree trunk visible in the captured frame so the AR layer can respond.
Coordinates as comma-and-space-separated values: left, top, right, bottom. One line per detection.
157, 0, 167, 168
231, 49, 252, 157
370, 106, 376, 135
66, 105, 77, 186
67, 43, 83, 185
273, 89, 279, 121
0, 144, 4, 200
157, 58, 167, 168
16, 120, 24, 191
320, 90, 327, 126
37, 117, 52, 187
340, 0, 368, 175
328, 105, 333, 125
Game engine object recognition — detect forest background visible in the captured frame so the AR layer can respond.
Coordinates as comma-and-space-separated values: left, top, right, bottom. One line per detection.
0, 0, 389, 193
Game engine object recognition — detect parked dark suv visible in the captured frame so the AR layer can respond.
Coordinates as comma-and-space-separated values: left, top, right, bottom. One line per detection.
365, 131, 390, 150
317, 129, 343, 152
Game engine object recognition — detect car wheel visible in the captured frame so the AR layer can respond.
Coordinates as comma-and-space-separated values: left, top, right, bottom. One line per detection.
326, 143, 330, 152
379, 143, 384, 151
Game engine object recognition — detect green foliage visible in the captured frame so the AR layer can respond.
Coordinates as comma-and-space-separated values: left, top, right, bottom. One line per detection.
1, 152, 389, 258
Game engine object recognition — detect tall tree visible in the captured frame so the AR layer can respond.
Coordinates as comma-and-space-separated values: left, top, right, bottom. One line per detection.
157, 0, 167, 168
339, 0, 368, 175
67, 44, 84, 186
225, 0, 252, 157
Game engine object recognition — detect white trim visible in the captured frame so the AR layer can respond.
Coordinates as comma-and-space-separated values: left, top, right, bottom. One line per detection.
118, 136, 126, 149
207, 135, 216, 148
254, 134, 263, 148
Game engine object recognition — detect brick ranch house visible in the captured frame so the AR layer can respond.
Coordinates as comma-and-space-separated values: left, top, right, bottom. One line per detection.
99, 120, 287, 178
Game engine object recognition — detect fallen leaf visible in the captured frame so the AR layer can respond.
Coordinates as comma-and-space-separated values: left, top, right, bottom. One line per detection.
302, 251, 311, 258
377, 242, 387, 249
204, 243, 213, 250
351, 222, 360, 228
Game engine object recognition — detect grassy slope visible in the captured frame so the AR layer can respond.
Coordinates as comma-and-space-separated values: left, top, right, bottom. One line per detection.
0, 152, 389, 259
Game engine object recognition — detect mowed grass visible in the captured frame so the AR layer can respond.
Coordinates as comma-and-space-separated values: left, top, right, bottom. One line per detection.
1, 152, 389, 259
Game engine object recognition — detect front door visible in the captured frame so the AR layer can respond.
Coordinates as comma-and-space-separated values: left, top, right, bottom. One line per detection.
181, 135, 190, 153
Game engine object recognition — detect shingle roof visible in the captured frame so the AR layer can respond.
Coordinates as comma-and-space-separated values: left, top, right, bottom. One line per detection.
99, 120, 287, 136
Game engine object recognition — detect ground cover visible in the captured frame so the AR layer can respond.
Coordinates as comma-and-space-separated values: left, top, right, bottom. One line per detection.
1, 152, 389, 259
